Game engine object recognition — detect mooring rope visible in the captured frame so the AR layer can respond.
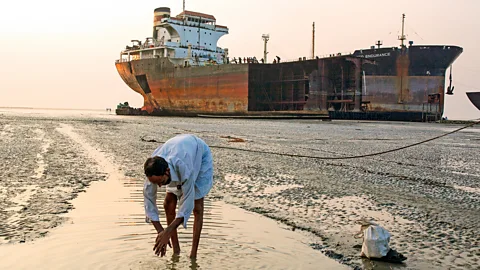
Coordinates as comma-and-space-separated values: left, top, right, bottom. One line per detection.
141, 120, 480, 160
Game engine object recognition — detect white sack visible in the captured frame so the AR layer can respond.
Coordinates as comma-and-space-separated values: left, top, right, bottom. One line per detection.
361, 225, 391, 259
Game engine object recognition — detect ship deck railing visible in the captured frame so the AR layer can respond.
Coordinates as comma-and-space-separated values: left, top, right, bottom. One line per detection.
115, 55, 228, 65
119, 43, 224, 56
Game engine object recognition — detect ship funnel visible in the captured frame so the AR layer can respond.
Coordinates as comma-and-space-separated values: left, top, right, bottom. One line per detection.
153, 7, 171, 38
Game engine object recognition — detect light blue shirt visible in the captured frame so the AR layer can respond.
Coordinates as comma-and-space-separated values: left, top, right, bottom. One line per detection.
143, 134, 207, 229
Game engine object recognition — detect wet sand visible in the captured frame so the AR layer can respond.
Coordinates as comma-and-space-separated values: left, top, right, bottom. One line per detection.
0, 108, 479, 269
0, 114, 346, 270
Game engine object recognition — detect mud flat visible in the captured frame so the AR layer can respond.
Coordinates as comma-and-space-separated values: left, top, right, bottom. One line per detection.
1, 109, 479, 269
0, 113, 346, 270
73, 115, 480, 270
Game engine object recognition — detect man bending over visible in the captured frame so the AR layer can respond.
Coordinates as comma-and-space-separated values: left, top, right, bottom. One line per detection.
143, 134, 214, 258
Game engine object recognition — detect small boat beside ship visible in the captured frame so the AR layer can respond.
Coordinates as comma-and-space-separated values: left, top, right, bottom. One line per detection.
115, 6, 463, 121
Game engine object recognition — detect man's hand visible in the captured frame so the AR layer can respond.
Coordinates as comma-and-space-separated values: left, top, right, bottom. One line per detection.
154, 230, 172, 257
153, 218, 183, 257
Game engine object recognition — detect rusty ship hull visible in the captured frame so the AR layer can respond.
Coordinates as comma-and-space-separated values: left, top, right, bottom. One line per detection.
116, 56, 373, 117
115, 45, 462, 121
116, 58, 249, 116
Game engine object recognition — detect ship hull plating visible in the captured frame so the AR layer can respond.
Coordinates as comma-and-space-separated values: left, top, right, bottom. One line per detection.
467, 92, 480, 110
116, 45, 463, 121
116, 58, 249, 116
350, 45, 463, 121
116, 57, 366, 117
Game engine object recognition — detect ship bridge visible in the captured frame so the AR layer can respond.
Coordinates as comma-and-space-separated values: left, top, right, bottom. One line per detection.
118, 7, 229, 67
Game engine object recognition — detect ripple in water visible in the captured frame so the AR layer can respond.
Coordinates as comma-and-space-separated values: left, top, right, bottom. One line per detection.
0, 124, 347, 270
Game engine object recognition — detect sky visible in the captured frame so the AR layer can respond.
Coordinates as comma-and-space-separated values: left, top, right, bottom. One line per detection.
1, 0, 479, 120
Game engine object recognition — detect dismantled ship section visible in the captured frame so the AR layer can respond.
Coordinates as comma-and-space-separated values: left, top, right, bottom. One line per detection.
248, 57, 366, 115
116, 56, 375, 118
250, 53, 448, 121
116, 55, 447, 121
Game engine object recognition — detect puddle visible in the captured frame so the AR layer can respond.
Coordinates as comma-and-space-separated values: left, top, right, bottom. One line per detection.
0, 124, 347, 270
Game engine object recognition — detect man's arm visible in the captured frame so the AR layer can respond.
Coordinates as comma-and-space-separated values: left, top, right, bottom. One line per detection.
154, 177, 193, 255
164, 217, 184, 233
143, 178, 161, 227
160, 176, 193, 233
152, 221, 164, 233
154, 159, 194, 256
154, 217, 184, 256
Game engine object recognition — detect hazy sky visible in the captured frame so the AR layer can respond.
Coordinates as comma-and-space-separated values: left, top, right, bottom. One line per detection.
1, 0, 479, 119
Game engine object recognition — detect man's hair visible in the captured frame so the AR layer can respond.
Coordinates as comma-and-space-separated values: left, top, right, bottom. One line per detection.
144, 156, 169, 177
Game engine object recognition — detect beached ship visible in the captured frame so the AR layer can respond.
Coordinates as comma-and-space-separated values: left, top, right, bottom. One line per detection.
115, 8, 463, 121
466, 92, 480, 110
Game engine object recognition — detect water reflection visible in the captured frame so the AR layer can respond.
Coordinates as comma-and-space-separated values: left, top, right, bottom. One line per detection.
116, 177, 347, 270
0, 147, 347, 270
189, 258, 199, 270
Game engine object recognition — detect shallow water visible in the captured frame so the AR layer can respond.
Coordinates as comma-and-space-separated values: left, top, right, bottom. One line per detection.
0, 121, 346, 270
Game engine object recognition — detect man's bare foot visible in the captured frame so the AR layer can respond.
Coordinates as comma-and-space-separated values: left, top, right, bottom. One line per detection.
189, 257, 199, 269
189, 251, 197, 259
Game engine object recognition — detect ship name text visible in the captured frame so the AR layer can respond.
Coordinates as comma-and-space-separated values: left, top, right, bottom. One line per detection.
359, 52, 391, 58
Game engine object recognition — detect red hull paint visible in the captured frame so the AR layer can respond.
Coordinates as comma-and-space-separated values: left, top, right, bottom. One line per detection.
116, 58, 250, 115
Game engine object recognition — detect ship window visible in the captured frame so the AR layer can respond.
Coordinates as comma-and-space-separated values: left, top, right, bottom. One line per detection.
189, 29, 191, 32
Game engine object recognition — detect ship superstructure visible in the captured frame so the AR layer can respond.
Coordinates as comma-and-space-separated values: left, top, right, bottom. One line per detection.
119, 7, 229, 67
